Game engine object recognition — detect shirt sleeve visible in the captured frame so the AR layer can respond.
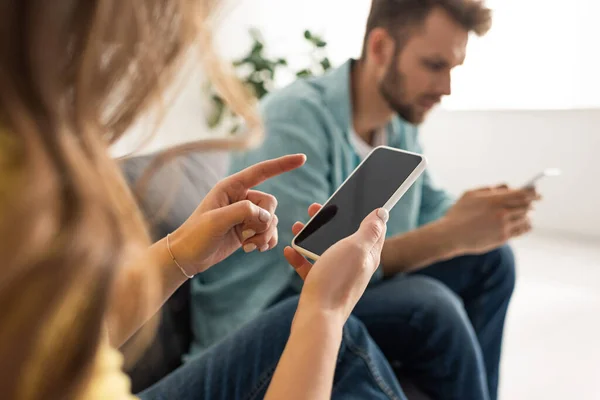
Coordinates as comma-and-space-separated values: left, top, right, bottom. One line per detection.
418, 167, 456, 226
395, 124, 455, 227
413, 134, 455, 226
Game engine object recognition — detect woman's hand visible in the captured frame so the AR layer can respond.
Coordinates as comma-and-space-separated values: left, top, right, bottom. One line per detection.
284, 204, 389, 323
169, 154, 306, 276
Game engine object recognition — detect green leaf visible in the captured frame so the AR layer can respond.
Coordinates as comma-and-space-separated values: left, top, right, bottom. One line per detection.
232, 58, 249, 67
251, 41, 264, 55
212, 95, 225, 106
255, 82, 269, 98
320, 57, 332, 71
296, 69, 313, 78
246, 54, 269, 71
206, 97, 226, 128
230, 123, 242, 135
304, 30, 312, 40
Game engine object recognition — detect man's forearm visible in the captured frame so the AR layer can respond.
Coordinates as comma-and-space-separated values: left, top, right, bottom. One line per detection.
381, 218, 462, 276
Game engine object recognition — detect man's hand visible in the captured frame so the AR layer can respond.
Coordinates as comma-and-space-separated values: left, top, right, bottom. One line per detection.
443, 185, 540, 255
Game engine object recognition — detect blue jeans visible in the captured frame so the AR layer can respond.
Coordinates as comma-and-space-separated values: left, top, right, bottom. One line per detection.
138, 297, 407, 400
414, 245, 516, 400
353, 245, 516, 400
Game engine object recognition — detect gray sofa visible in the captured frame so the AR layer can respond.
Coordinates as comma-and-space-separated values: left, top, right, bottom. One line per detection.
121, 150, 429, 399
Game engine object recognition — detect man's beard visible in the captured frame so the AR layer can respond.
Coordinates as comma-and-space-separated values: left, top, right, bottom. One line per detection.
379, 62, 424, 125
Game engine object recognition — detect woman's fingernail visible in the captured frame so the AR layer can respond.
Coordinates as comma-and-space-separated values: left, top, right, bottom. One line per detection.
377, 208, 389, 223
244, 244, 257, 253
259, 208, 271, 222
259, 244, 270, 252
242, 230, 256, 240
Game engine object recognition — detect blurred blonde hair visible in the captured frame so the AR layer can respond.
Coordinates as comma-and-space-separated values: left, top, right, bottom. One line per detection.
0, 1, 260, 399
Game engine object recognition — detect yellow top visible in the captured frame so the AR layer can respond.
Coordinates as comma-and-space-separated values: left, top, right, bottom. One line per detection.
78, 340, 139, 400
0, 129, 137, 400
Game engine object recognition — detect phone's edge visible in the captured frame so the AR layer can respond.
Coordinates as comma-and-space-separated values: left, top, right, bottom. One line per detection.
383, 155, 428, 211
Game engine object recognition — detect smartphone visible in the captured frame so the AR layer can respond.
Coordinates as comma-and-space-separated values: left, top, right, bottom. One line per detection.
522, 168, 561, 189
291, 146, 427, 261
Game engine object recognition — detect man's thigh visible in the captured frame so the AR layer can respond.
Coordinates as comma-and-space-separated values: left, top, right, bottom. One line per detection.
353, 274, 474, 369
353, 274, 490, 400
413, 244, 516, 302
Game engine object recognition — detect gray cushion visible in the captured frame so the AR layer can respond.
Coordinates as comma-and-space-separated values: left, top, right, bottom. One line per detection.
121, 150, 230, 239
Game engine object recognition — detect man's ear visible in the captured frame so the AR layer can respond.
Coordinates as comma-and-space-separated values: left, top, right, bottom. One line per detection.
365, 27, 396, 68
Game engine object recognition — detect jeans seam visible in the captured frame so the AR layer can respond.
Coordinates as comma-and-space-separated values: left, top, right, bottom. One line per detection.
245, 363, 277, 400
341, 327, 402, 400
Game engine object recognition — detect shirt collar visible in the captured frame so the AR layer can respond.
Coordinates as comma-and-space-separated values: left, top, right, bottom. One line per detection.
322, 59, 355, 139
321, 58, 417, 147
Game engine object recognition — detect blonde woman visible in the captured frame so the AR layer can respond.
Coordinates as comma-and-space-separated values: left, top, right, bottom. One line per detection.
0, 1, 408, 399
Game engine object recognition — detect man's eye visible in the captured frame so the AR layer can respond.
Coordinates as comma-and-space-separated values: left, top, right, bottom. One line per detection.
423, 60, 448, 72
425, 61, 445, 72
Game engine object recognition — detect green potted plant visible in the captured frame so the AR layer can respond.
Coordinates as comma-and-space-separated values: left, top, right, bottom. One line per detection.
205, 28, 332, 133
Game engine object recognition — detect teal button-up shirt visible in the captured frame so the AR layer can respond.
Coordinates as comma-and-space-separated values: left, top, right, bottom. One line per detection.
189, 59, 454, 356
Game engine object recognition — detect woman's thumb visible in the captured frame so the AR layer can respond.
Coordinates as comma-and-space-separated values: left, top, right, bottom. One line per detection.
353, 208, 389, 248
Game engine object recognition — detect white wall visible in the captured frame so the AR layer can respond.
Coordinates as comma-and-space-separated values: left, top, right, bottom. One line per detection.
421, 109, 600, 238
214, 0, 370, 68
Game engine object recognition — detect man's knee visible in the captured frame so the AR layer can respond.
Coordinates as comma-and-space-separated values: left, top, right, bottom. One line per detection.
406, 277, 481, 374
411, 277, 471, 334
484, 244, 517, 299
360, 275, 472, 337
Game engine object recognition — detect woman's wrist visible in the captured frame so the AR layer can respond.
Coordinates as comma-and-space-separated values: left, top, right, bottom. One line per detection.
293, 297, 346, 339
165, 233, 196, 279
167, 228, 210, 276
150, 237, 190, 285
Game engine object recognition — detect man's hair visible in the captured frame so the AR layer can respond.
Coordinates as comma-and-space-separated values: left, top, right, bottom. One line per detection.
362, 0, 492, 56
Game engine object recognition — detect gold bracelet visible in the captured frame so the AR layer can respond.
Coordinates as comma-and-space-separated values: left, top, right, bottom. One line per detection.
166, 233, 195, 279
